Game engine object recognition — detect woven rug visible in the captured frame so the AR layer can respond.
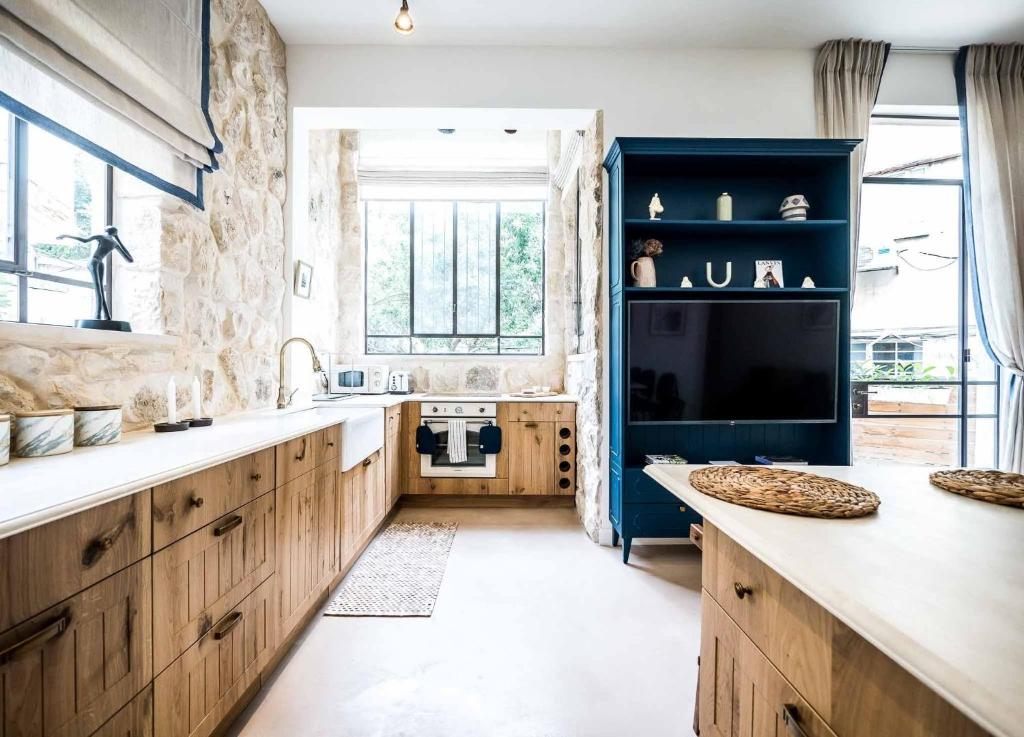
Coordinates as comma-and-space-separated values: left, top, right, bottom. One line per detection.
324, 521, 458, 617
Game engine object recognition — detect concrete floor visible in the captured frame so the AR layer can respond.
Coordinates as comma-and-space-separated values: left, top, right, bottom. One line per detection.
228, 507, 702, 737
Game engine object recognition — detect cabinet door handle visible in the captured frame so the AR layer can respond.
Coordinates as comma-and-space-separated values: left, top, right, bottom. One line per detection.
363, 457, 372, 467
327, 441, 335, 448
781, 704, 810, 737
734, 582, 753, 599
296, 437, 307, 461
212, 611, 243, 640
0, 612, 70, 664
251, 472, 262, 481
213, 515, 243, 537
524, 421, 538, 428
189, 494, 204, 508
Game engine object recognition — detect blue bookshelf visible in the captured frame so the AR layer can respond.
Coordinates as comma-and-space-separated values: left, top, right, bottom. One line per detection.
604, 138, 859, 563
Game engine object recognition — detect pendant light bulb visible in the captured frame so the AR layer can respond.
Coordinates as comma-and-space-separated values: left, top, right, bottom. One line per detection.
394, 0, 414, 35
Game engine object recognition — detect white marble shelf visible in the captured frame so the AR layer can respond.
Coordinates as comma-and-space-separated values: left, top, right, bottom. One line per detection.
644, 463, 1024, 737
0, 405, 374, 540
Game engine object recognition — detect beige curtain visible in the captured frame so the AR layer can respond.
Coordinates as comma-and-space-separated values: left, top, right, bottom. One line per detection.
814, 39, 890, 297
956, 44, 1024, 471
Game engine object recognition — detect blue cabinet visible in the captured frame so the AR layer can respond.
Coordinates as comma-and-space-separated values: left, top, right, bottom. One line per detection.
604, 138, 857, 563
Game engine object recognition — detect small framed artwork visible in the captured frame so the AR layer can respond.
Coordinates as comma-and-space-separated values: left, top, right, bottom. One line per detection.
294, 260, 313, 299
755, 259, 784, 288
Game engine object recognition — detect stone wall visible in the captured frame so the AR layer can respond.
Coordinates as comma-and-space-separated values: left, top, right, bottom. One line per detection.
0, 0, 287, 430
560, 114, 604, 540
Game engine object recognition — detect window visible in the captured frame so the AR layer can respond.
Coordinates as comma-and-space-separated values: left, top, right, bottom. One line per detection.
365, 200, 545, 355
853, 116, 999, 467
1, 114, 114, 326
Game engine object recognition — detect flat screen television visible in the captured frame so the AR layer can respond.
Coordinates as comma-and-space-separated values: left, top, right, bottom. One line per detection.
628, 300, 840, 424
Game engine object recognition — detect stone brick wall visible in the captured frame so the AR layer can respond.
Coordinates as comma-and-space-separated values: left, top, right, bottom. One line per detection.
0, 0, 287, 430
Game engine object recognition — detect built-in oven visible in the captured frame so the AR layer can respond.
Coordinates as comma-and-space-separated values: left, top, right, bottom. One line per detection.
420, 402, 497, 478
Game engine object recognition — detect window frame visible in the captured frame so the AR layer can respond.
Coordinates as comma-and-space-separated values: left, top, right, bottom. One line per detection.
857, 113, 1000, 467
1, 114, 115, 325
363, 198, 546, 356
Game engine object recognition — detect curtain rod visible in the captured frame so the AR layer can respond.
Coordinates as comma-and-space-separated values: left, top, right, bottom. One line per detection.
890, 45, 959, 54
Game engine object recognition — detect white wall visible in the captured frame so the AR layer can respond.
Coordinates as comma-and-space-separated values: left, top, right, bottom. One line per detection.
877, 51, 958, 111
286, 45, 819, 143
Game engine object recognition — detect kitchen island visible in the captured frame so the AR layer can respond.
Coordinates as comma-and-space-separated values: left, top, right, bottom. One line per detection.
645, 463, 1023, 737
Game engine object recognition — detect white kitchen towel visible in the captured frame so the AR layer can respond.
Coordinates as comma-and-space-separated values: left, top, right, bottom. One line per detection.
447, 419, 468, 464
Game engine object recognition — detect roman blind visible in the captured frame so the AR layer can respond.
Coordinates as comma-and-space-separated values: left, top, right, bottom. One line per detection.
0, 0, 221, 208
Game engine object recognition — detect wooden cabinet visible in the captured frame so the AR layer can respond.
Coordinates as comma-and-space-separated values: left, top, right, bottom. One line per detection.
154, 576, 276, 737
385, 405, 403, 508
315, 425, 340, 467
153, 450, 274, 550
275, 432, 317, 487
700, 594, 837, 737
508, 421, 555, 494
700, 522, 991, 737
152, 492, 276, 674
0, 491, 151, 633
0, 560, 152, 737
92, 686, 153, 737
507, 402, 575, 423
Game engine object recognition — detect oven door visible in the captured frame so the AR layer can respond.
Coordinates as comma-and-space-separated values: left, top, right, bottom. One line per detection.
420, 419, 497, 478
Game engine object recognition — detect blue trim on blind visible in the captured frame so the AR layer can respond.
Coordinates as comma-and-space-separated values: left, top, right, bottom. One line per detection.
0, 0, 222, 209
954, 45, 999, 366
0, 90, 204, 209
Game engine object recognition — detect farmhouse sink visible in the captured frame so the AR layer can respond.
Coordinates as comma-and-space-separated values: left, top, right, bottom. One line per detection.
339, 407, 384, 472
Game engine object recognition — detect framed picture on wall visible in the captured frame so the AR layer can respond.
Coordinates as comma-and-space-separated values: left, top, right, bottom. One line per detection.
294, 260, 313, 299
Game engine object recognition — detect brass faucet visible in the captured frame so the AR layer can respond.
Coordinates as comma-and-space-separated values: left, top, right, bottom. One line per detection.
277, 337, 325, 409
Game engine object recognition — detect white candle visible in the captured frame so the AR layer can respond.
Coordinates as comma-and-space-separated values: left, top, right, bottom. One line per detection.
192, 376, 202, 420
167, 377, 177, 425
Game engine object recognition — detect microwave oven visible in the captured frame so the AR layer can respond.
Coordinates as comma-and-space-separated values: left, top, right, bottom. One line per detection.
329, 364, 390, 394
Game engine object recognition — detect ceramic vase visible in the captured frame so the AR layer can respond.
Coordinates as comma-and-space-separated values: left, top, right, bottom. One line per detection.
0, 414, 9, 466
74, 405, 123, 446
779, 194, 810, 221
14, 409, 74, 458
716, 192, 733, 221
630, 256, 657, 287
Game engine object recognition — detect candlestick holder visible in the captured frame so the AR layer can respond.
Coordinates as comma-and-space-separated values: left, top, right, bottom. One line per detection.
188, 417, 214, 428
154, 421, 190, 432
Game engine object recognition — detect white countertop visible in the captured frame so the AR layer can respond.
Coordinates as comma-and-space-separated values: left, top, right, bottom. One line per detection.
314, 392, 577, 408
644, 463, 1024, 737
0, 405, 376, 540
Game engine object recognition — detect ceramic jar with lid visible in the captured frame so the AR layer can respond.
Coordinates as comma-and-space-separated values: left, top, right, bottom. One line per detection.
74, 405, 123, 446
0, 413, 9, 465
13, 409, 74, 458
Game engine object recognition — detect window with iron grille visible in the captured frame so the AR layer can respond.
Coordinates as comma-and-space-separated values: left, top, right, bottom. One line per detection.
1, 114, 114, 325
364, 200, 545, 355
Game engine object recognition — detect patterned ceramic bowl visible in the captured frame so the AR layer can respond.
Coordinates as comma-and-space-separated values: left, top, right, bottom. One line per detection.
0, 413, 9, 466
74, 405, 123, 447
13, 409, 74, 458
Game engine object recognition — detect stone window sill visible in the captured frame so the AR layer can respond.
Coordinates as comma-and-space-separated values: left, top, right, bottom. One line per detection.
0, 321, 179, 350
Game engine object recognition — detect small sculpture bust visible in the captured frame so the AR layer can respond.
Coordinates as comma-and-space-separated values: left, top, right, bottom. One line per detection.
680, 276, 693, 288
648, 193, 664, 220
58, 226, 134, 325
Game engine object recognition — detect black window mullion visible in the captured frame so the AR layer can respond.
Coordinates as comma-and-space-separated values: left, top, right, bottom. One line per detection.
452, 200, 458, 336
14, 116, 28, 321
409, 200, 415, 341
495, 201, 502, 347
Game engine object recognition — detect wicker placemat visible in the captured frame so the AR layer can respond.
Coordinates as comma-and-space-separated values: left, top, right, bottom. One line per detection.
689, 466, 880, 518
929, 469, 1024, 509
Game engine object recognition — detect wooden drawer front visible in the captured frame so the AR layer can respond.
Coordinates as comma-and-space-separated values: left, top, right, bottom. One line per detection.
92, 685, 153, 737
314, 425, 340, 467
0, 491, 151, 633
152, 492, 276, 674
154, 576, 275, 737
409, 477, 509, 495
275, 433, 317, 487
0, 560, 153, 737
360, 451, 385, 533
700, 594, 837, 737
507, 402, 575, 422
705, 523, 833, 717
153, 451, 274, 550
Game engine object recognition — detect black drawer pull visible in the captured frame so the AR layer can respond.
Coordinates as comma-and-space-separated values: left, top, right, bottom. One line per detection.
189, 494, 204, 508
295, 437, 307, 461
213, 515, 243, 536
782, 704, 810, 737
734, 582, 753, 599
212, 611, 243, 640
0, 612, 70, 664
251, 472, 262, 481
363, 457, 372, 467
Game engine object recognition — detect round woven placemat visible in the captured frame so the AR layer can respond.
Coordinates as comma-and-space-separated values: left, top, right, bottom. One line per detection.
689, 466, 880, 518
929, 469, 1024, 509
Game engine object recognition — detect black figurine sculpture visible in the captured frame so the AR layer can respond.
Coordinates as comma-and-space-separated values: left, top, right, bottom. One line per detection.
57, 225, 134, 332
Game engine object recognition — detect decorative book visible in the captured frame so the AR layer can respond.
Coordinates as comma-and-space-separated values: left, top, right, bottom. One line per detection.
644, 454, 688, 465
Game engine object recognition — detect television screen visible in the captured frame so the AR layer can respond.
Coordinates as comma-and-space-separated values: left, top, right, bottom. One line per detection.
628, 300, 840, 424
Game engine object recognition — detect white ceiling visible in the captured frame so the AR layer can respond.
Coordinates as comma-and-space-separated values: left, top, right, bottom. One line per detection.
261, 0, 1024, 48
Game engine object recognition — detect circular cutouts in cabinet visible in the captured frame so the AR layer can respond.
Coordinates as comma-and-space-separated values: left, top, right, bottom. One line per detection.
558, 478, 572, 490
559, 427, 572, 439
559, 460, 572, 473
559, 443, 571, 456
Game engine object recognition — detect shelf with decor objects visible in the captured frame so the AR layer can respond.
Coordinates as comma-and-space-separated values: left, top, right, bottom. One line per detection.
605, 137, 859, 564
